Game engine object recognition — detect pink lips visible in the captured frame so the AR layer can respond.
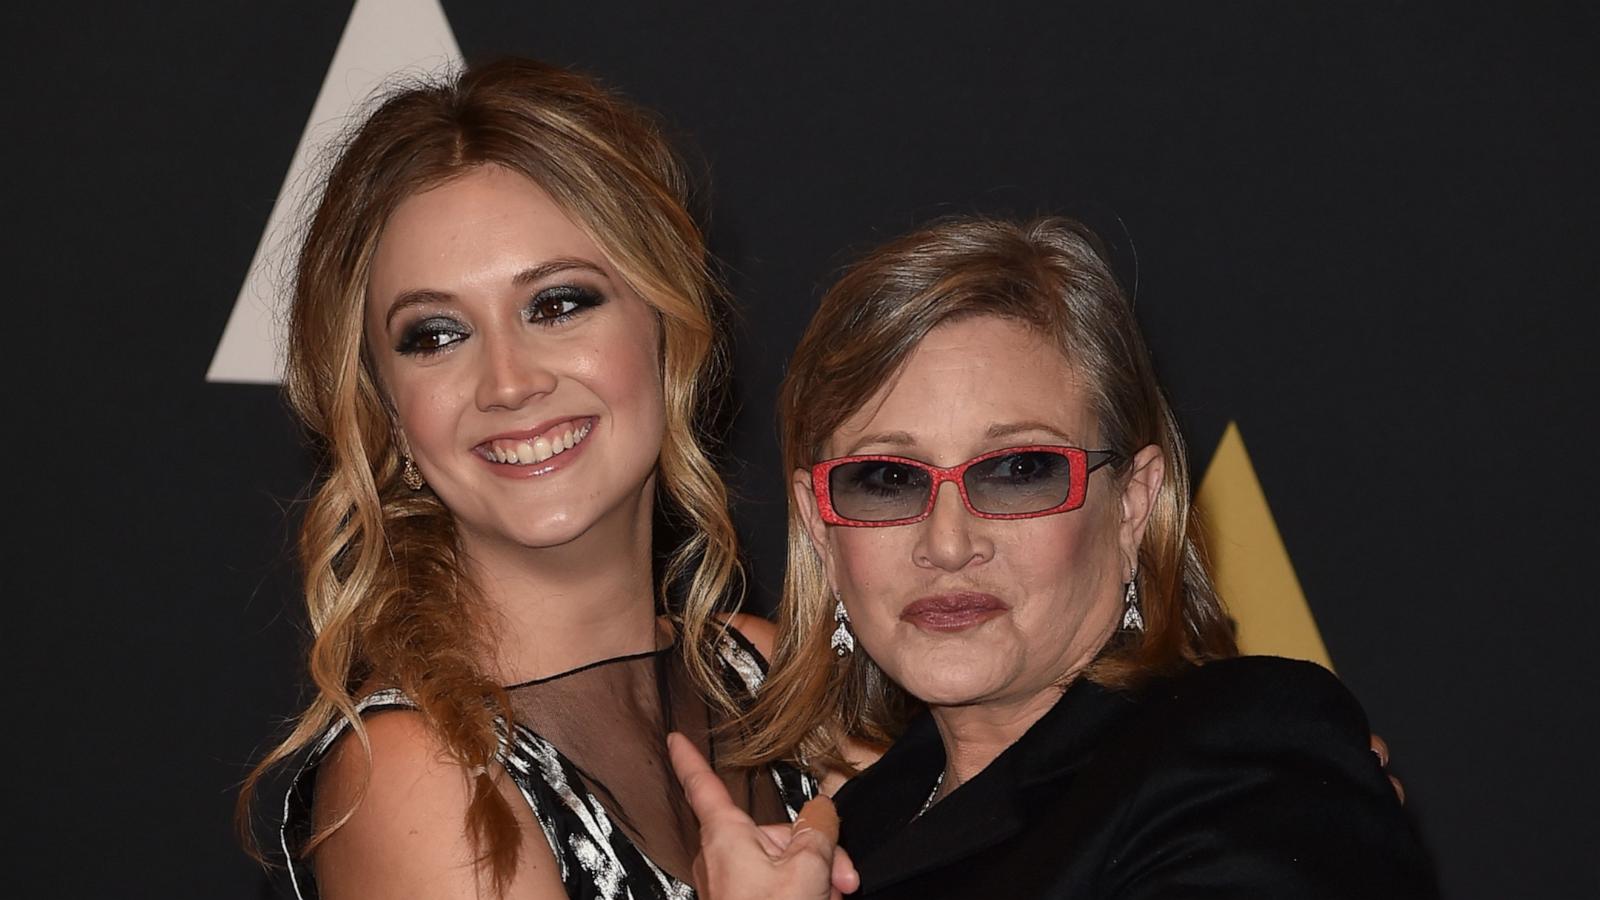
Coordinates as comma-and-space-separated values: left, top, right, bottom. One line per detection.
900, 592, 1009, 632
477, 415, 596, 447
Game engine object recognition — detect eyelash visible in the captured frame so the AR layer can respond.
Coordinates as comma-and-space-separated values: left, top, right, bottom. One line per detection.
395, 317, 468, 355
393, 285, 605, 356
525, 284, 604, 325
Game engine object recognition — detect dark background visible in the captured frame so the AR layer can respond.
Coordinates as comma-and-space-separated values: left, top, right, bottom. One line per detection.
8, 2, 1596, 897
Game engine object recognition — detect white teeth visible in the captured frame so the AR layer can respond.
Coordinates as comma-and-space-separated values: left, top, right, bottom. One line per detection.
484, 420, 593, 465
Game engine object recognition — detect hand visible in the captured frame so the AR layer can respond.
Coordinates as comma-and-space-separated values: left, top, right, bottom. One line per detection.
667, 732, 859, 899
1369, 732, 1405, 804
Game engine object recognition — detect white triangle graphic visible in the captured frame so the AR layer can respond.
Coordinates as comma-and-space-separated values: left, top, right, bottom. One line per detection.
206, 0, 463, 384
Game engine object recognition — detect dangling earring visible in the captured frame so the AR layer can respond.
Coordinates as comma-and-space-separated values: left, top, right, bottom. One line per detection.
830, 590, 855, 657
401, 454, 426, 491
1121, 565, 1145, 632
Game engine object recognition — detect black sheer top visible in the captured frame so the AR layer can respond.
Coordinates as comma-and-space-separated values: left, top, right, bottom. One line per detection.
282, 626, 815, 899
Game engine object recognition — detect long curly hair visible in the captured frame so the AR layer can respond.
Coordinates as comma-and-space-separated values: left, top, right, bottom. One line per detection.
734, 216, 1238, 772
237, 58, 743, 890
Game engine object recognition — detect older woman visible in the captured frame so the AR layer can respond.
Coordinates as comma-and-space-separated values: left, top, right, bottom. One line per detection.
674, 216, 1436, 898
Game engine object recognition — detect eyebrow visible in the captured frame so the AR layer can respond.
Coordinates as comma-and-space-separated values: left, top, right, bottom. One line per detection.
847, 422, 1078, 454
512, 257, 605, 286
383, 258, 608, 328
850, 430, 918, 450
985, 421, 1078, 444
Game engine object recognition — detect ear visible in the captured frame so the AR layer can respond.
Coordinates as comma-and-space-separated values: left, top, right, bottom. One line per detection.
792, 468, 836, 585
1118, 444, 1166, 570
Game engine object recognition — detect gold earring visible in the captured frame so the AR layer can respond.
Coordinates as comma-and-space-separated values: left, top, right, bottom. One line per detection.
401, 455, 426, 491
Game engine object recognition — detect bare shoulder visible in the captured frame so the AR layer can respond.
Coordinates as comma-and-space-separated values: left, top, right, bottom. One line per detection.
720, 611, 778, 659
312, 709, 567, 899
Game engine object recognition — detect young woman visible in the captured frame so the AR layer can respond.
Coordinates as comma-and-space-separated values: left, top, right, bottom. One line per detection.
238, 59, 813, 900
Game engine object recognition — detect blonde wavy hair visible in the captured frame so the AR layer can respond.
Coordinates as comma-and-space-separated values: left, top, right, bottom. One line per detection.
237, 58, 743, 889
734, 216, 1238, 772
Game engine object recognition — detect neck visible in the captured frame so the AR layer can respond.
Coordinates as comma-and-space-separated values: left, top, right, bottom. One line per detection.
927, 683, 1070, 793
461, 483, 660, 685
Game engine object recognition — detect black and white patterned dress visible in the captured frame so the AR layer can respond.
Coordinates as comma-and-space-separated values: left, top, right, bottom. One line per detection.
281, 628, 816, 899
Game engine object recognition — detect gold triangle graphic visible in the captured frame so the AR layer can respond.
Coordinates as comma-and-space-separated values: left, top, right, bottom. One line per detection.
1195, 422, 1333, 671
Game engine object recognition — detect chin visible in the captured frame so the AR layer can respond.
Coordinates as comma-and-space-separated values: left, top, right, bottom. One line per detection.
885, 653, 1015, 708
464, 506, 593, 551
509, 515, 597, 549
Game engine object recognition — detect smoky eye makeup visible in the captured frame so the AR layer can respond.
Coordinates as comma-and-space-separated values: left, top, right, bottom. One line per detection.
385, 273, 606, 355
525, 283, 605, 324
394, 315, 470, 355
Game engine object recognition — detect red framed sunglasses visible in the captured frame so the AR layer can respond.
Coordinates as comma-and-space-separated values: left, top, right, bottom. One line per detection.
810, 445, 1121, 527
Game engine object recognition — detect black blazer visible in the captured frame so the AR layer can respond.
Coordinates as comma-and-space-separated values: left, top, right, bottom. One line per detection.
834, 657, 1437, 899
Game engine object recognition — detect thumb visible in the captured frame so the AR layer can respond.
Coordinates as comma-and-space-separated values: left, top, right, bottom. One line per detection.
791, 795, 840, 844
832, 845, 860, 895
782, 795, 841, 869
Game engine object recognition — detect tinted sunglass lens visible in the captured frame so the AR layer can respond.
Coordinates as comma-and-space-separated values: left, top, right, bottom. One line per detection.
964, 451, 1073, 514
829, 460, 932, 521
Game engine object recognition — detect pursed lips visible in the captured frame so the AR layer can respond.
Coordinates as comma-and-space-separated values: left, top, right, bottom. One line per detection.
899, 591, 1010, 632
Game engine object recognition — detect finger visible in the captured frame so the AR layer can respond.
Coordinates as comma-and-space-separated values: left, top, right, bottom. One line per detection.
1389, 774, 1407, 805
692, 853, 709, 895
792, 795, 840, 844
1369, 733, 1390, 768
831, 844, 861, 895
667, 732, 749, 830
779, 823, 840, 900
757, 823, 794, 857
782, 800, 840, 870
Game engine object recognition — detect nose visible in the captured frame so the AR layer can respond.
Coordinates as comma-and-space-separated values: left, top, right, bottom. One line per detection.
474, 331, 558, 411
913, 480, 994, 572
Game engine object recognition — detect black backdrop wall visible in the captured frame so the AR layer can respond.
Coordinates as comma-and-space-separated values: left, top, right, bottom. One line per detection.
8, 3, 1596, 898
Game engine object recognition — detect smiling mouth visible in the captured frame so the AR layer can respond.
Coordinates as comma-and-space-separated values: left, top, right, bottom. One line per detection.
475, 418, 595, 466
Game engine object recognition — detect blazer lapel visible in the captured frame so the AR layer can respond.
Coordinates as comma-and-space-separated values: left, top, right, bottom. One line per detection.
840, 674, 1153, 894
843, 715, 1027, 892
